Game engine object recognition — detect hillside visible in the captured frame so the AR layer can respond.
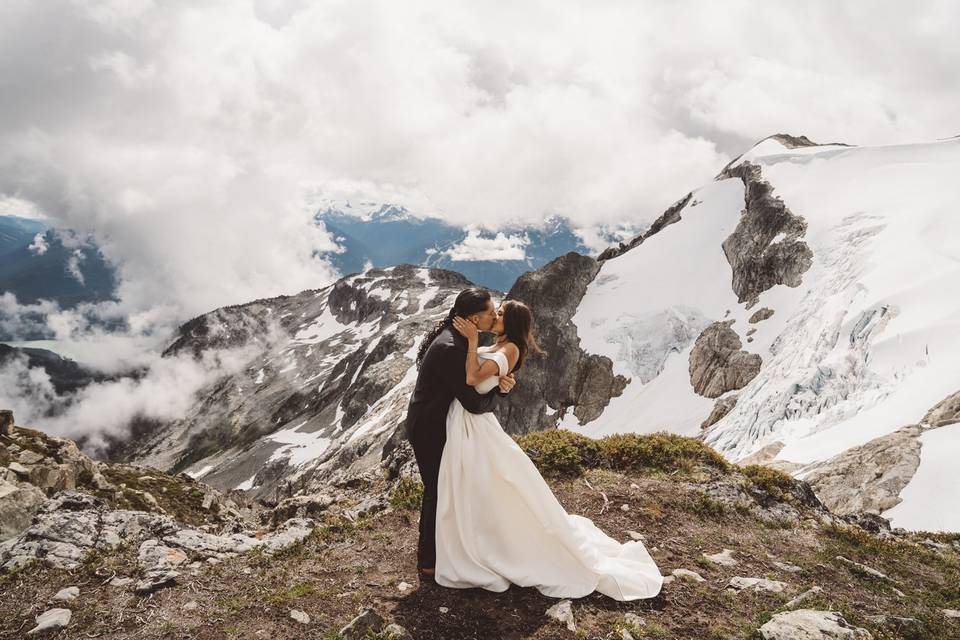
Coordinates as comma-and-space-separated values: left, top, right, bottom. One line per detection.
3, 425, 959, 639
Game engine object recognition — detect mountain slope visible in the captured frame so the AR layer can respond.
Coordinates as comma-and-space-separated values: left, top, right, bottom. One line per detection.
530, 135, 960, 531
121, 264, 479, 501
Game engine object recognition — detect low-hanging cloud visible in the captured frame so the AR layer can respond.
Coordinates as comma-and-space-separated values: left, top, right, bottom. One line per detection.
0, 343, 264, 453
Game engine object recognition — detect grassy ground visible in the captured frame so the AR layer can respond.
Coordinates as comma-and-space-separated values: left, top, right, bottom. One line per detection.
2, 432, 959, 639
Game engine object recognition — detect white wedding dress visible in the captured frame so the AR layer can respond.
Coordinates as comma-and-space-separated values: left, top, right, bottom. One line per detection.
435, 347, 663, 601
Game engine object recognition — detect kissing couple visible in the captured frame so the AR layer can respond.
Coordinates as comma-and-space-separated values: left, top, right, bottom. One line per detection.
404, 287, 663, 601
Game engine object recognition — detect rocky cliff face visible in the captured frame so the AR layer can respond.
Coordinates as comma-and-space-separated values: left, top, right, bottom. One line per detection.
495, 252, 626, 434
717, 161, 813, 307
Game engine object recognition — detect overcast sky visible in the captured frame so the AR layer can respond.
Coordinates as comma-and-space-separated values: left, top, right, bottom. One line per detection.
1, 0, 958, 321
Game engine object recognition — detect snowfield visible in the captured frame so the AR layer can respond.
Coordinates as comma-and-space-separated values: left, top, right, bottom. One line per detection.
567, 136, 960, 531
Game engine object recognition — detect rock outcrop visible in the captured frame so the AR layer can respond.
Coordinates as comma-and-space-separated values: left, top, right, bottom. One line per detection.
701, 395, 738, 429
688, 321, 761, 398
718, 161, 813, 307
495, 252, 627, 432
923, 389, 960, 427
0, 490, 313, 583
801, 425, 923, 516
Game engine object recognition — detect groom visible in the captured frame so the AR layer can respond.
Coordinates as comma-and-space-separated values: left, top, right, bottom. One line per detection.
405, 287, 516, 580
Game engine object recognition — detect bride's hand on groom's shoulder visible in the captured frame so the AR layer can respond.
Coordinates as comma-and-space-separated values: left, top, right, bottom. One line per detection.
498, 373, 516, 393
452, 317, 478, 343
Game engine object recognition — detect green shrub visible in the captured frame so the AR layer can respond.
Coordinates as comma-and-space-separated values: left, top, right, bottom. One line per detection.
513, 429, 600, 477
514, 429, 730, 477
742, 464, 796, 498
598, 431, 730, 473
389, 476, 424, 511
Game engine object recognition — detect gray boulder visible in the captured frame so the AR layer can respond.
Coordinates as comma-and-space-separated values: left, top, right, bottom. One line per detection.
0, 479, 45, 541
689, 321, 761, 398
803, 425, 922, 515
27, 608, 72, 636
759, 610, 872, 639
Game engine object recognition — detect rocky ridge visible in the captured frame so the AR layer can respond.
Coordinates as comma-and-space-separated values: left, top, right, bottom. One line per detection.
120, 265, 481, 500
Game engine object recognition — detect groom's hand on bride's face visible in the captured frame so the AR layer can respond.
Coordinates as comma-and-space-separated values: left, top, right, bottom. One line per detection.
498, 373, 516, 393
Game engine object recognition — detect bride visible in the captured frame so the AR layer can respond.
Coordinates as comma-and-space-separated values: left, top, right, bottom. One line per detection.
436, 300, 663, 601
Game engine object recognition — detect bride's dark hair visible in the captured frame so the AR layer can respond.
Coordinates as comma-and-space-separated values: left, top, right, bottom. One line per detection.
501, 299, 545, 371
416, 287, 492, 368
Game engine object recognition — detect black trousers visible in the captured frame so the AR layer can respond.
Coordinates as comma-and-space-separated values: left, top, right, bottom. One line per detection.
408, 418, 446, 569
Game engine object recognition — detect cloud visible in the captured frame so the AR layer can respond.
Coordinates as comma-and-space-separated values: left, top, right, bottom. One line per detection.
27, 233, 49, 255
574, 224, 640, 257
66, 249, 86, 285
1, 2, 955, 324
444, 228, 528, 261
0, 342, 264, 452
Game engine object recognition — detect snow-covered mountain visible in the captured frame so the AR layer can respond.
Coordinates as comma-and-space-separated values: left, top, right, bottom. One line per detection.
114, 134, 960, 533
532, 135, 960, 532
315, 202, 639, 292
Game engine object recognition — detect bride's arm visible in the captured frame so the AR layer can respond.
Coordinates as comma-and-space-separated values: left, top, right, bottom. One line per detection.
453, 317, 500, 384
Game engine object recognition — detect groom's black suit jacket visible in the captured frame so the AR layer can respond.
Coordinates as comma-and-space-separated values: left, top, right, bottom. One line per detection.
406, 327, 504, 435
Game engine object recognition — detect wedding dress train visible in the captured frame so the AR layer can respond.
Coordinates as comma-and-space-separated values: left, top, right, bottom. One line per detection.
435, 348, 663, 601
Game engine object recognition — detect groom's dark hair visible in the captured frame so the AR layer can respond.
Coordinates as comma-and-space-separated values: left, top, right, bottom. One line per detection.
415, 287, 491, 368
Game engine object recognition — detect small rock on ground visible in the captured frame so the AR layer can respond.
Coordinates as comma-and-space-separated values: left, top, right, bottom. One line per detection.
836, 555, 890, 581
381, 623, 414, 640
182, 601, 199, 611
728, 576, 788, 593
944, 609, 960, 618
703, 548, 738, 566
397, 581, 413, 593
546, 599, 576, 632
109, 577, 134, 588
290, 609, 310, 624
340, 608, 385, 639
785, 586, 823, 609
773, 561, 803, 573
663, 568, 706, 584
28, 608, 72, 636
52, 586, 79, 601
